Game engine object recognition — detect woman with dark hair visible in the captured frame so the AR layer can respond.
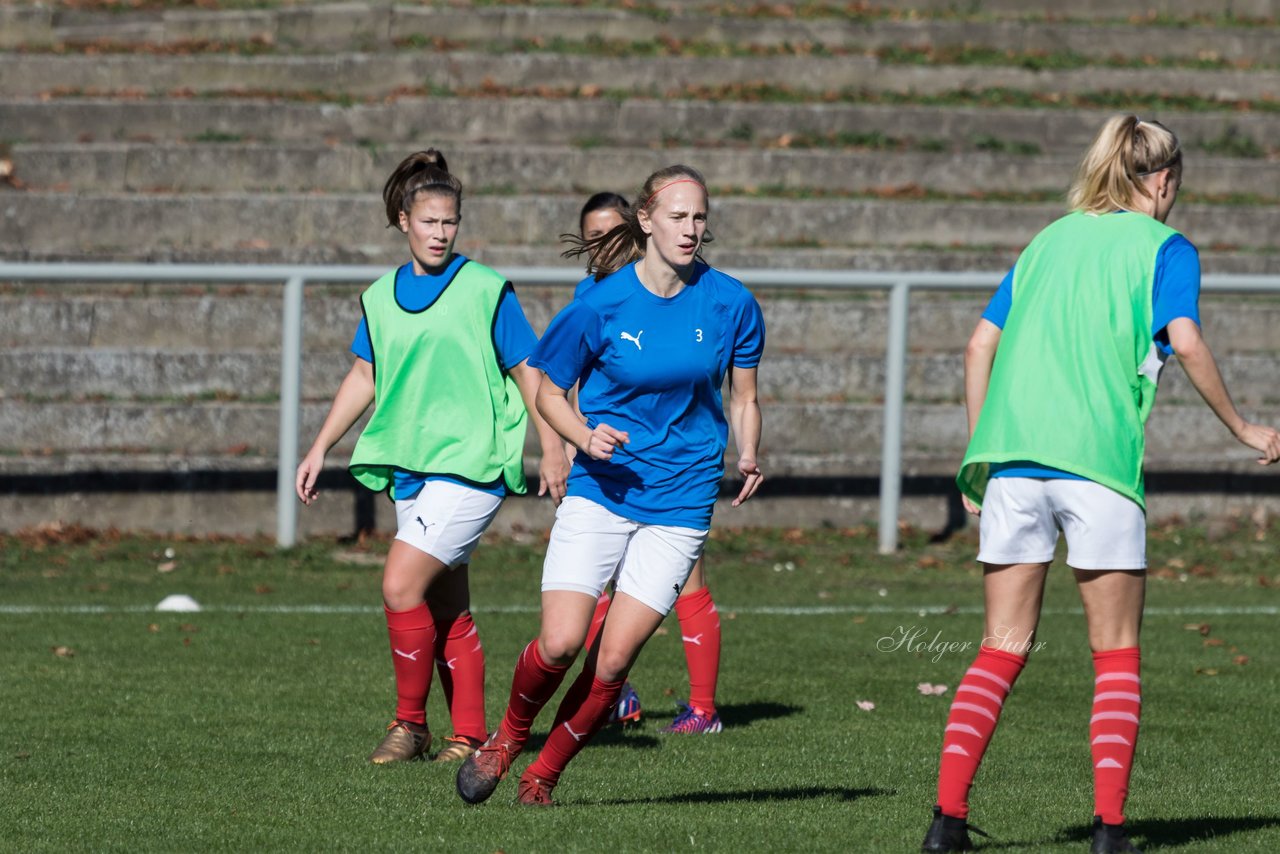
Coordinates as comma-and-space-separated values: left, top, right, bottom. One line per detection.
578, 191, 630, 241
295, 149, 569, 765
457, 165, 765, 806
922, 116, 1280, 853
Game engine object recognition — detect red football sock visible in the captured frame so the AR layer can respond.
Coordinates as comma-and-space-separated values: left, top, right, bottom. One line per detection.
433, 611, 487, 743
936, 646, 1027, 819
525, 669, 624, 786
582, 592, 611, 653
385, 603, 436, 727
1091, 647, 1142, 825
675, 586, 721, 714
498, 639, 571, 745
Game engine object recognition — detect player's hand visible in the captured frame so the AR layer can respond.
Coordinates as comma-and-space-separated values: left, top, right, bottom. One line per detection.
582, 424, 629, 461
961, 494, 981, 516
538, 447, 572, 506
1236, 421, 1280, 465
732, 456, 763, 506
295, 448, 325, 505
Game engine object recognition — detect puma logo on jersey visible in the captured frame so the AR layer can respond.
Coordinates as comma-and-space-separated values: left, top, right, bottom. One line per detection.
620, 330, 644, 350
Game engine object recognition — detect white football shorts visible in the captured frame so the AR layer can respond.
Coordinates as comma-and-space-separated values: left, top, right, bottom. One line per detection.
393, 479, 503, 568
977, 477, 1146, 570
541, 496, 709, 616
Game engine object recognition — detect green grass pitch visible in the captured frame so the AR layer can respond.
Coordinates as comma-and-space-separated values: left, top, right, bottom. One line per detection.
2, 521, 1277, 852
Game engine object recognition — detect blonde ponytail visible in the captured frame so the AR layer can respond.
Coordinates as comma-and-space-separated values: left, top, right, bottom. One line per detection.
1068, 116, 1181, 214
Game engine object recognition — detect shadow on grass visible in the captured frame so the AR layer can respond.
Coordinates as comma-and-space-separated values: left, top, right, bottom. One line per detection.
520, 729, 661, 753
662, 701, 802, 729
595, 785, 894, 807
506, 701, 802, 755
1051, 815, 1280, 849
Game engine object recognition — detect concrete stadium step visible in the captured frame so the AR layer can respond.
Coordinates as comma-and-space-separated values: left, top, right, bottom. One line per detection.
605, 0, 1280, 17
11, 242, 1280, 274
6, 291, 1278, 357
10, 142, 1276, 198
4, 51, 1279, 102
6, 193, 1280, 258
8, 3, 1276, 64
7, 346, 1277, 409
7, 0, 1276, 34
6, 97, 1276, 158
3, 458, 1273, 537
4, 399, 1275, 471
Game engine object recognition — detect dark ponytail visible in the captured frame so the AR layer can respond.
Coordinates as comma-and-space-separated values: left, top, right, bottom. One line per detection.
381, 149, 463, 227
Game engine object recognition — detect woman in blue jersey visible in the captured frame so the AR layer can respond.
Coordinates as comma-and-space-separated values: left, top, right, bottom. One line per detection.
295, 149, 569, 765
457, 164, 765, 806
922, 117, 1280, 854
574, 191, 729, 733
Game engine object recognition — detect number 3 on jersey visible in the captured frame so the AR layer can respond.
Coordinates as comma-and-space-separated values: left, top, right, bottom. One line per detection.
695, 328, 703, 342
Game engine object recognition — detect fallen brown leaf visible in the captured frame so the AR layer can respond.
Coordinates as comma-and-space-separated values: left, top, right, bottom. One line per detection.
52, 646, 75, 658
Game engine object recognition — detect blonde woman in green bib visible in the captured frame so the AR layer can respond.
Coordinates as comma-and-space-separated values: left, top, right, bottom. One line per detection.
922, 117, 1280, 854
295, 149, 570, 766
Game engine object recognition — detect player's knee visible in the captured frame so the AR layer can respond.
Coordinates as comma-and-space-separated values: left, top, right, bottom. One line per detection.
593, 647, 633, 683
381, 576, 423, 612
538, 632, 582, 666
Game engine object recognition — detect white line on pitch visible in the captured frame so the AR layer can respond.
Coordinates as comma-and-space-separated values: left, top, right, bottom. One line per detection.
0, 604, 1275, 616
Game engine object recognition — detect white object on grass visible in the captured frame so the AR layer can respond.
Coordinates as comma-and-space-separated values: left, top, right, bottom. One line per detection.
155, 594, 202, 612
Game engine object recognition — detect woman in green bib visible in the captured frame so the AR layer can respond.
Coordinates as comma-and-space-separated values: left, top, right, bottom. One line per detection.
922, 117, 1280, 854
295, 149, 570, 765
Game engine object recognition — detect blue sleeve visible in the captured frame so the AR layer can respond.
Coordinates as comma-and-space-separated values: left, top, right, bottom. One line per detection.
573, 275, 596, 300
351, 317, 373, 362
527, 300, 603, 390
981, 266, 1015, 329
1151, 235, 1201, 354
492, 285, 539, 371
732, 291, 766, 368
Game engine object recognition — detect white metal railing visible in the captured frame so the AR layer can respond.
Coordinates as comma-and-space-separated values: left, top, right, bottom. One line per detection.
3, 262, 1278, 553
